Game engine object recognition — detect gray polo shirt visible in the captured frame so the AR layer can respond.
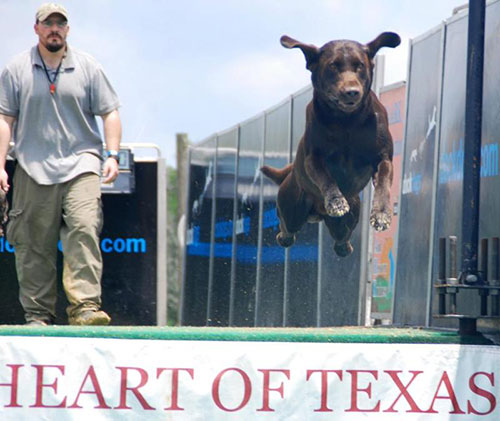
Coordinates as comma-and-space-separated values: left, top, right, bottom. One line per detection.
0, 45, 120, 185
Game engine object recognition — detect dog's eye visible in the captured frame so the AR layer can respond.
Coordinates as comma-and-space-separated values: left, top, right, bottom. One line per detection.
356, 62, 365, 71
329, 61, 340, 70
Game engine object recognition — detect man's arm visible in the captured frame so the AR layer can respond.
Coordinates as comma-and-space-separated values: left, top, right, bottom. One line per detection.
101, 109, 122, 184
0, 113, 15, 192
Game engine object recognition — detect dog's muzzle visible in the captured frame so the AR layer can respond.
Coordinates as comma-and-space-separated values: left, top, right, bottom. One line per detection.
329, 93, 363, 113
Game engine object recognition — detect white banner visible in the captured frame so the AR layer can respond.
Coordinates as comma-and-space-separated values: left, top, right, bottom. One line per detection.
0, 336, 498, 420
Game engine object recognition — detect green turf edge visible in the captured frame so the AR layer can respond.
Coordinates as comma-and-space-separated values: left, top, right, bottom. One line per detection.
0, 325, 492, 345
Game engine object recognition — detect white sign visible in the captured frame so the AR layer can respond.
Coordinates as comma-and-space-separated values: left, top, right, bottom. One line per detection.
0, 337, 498, 420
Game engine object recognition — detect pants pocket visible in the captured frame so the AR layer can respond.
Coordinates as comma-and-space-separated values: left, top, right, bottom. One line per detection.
6, 209, 23, 246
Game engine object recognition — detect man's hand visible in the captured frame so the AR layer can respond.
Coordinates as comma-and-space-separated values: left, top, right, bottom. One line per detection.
0, 114, 15, 193
102, 157, 119, 184
101, 109, 122, 184
0, 168, 9, 192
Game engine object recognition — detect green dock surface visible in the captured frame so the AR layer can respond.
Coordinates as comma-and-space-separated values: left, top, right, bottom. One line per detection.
0, 325, 494, 345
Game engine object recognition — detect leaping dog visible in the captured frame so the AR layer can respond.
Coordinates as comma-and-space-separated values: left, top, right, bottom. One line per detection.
261, 32, 400, 256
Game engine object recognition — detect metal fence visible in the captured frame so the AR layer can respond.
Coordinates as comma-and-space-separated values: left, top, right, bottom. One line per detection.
394, 0, 500, 330
180, 85, 372, 327
181, 1, 500, 330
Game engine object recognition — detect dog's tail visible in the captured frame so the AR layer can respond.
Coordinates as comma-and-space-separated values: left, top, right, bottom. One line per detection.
260, 164, 292, 185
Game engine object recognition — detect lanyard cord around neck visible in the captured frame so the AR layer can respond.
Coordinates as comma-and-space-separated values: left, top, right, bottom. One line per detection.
37, 47, 63, 95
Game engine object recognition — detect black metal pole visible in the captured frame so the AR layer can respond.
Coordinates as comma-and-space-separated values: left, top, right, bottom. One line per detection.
461, 0, 485, 283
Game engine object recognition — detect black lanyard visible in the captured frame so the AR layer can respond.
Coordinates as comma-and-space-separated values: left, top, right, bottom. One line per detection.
37, 47, 63, 95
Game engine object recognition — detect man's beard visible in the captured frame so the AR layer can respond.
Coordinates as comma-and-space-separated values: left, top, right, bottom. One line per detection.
46, 33, 65, 53
46, 43, 64, 53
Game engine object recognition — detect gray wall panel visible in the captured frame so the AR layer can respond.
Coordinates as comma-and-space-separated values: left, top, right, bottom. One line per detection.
208, 129, 238, 326
182, 137, 216, 325
256, 101, 291, 326
319, 221, 363, 326
394, 28, 443, 326
431, 2, 500, 326
479, 0, 500, 241
432, 15, 477, 326
285, 89, 319, 327
291, 87, 313, 153
232, 117, 264, 326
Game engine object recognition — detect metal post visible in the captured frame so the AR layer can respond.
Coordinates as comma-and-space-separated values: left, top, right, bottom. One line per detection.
283, 97, 293, 327
448, 236, 458, 284
156, 157, 168, 326
461, 0, 485, 284
228, 127, 241, 326
448, 236, 458, 314
206, 137, 218, 326
179, 148, 192, 326
178, 140, 191, 326
316, 223, 324, 327
480, 238, 488, 280
490, 238, 500, 316
438, 238, 446, 314
254, 114, 266, 327
490, 238, 500, 285
479, 238, 488, 315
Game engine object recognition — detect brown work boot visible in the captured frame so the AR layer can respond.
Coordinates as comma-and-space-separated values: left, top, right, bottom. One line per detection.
69, 310, 111, 326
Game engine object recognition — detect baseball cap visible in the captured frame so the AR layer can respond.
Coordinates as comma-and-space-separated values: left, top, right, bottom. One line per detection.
36, 3, 69, 22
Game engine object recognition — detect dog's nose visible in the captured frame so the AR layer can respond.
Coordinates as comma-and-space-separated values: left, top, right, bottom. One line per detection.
344, 88, 361, 99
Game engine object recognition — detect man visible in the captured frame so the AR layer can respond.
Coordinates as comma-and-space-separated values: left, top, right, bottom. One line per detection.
0, 3, 122, 326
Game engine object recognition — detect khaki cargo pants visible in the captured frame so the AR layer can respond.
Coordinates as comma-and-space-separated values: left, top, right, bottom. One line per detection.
7, 166, 104, 323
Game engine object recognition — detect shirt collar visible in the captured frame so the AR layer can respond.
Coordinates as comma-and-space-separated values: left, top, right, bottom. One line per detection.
31, 45, 75, 70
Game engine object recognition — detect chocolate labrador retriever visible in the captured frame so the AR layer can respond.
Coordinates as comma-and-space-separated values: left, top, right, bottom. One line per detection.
261, 32, 400, 256
0, 189, 7, 237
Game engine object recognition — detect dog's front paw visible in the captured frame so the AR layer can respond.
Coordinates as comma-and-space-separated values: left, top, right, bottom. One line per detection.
325, 195, 349, 217
370, 210, 392, 231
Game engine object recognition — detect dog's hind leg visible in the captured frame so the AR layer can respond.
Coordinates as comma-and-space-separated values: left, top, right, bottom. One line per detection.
275, 174, 312, 248
323, 195, 360, 257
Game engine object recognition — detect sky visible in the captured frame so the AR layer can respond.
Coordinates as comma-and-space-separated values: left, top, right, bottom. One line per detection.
0, 0, 468, 166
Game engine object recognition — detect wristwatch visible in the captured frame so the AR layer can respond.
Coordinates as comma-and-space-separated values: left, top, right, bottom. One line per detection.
106, 150, 120, 163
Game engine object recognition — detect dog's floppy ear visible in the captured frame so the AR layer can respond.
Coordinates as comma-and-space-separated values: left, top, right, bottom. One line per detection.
281, 35, 320, 70
365, 32, 401, 59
